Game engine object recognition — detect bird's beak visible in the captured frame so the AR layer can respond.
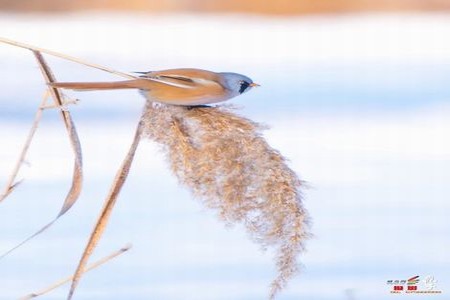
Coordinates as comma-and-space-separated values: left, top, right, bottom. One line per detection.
250, 83, 260, 87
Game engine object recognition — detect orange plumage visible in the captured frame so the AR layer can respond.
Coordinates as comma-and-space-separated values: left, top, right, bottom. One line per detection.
50, 68, 258, 106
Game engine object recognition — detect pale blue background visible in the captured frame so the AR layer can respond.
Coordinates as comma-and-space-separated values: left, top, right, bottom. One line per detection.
0, 13, 449, 299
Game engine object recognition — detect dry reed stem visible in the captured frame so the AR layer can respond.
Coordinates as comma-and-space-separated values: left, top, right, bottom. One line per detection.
67, 120, 144, 300
0, 52, 84, 259
0, 37, 136, 79
0, 90, 49, 203
33, 51, 83, 216
0, 38, 137, 298
19, 244, 132, 300
142, 103, 310, 299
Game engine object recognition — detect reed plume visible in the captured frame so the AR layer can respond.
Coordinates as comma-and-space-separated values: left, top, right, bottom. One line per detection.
142, 103, 310, 299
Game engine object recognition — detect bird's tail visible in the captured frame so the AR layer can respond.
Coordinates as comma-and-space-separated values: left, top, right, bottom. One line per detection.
49, 80, 147, 91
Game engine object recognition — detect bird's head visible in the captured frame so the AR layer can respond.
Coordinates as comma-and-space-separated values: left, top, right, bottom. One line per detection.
219, 72, 259, 97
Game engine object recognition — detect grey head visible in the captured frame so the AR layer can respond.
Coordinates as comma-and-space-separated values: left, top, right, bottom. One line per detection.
219, 72, 259, 98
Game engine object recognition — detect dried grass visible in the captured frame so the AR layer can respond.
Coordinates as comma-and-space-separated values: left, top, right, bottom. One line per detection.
67, 119, 143, 299
0, 38, 130, 299
0, 90, 49, 203
142, 103, 310, 298
0, 51, 84, 260
19, 244, 132, 300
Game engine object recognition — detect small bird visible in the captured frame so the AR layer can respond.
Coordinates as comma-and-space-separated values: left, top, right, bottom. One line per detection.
50, 68, 259, 106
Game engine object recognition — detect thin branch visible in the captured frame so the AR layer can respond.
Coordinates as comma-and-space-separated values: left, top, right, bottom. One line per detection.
0, 91, 50, 203
19, 244, 132, 300
0, 37, 136, 79
41, 99, 79, 110
67, 119, 144, 300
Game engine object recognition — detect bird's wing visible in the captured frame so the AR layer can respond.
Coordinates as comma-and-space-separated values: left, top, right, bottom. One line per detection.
51, 69, 223, 91
139, 68, 222, 89
145, 74, 198, 89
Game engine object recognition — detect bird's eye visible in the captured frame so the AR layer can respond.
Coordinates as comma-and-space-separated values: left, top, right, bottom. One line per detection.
239, 81, 250, 94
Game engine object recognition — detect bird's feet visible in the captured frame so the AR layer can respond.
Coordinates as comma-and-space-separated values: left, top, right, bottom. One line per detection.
186, 105, 212, 110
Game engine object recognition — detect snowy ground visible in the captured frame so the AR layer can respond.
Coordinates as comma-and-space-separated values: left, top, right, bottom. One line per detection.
0, 12, 449, 299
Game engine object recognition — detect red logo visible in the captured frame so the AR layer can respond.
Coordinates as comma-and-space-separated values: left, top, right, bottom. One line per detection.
387, 275, 442, 294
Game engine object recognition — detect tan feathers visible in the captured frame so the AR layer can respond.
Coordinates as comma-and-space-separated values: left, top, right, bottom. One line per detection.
49, 68, 229, 106
50, 80, 148, 90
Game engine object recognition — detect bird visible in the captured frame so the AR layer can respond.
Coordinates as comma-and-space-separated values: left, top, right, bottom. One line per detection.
50, 68, 259, 106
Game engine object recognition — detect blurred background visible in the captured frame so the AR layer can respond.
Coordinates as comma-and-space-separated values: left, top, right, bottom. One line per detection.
0, 1, 449, 300
2, 0, 450, 14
